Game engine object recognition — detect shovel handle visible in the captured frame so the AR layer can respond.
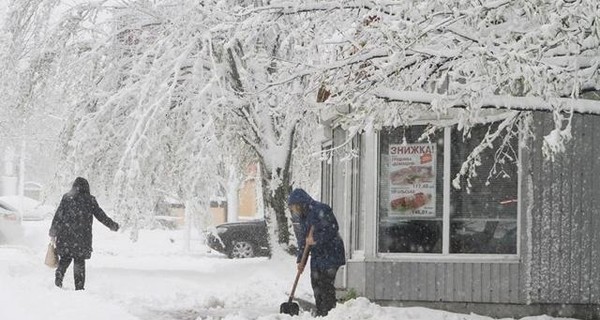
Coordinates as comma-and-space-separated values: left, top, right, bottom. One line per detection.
288, 226, 313, 303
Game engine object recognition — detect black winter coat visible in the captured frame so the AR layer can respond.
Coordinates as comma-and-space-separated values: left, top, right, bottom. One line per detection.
49, 178, 119, 259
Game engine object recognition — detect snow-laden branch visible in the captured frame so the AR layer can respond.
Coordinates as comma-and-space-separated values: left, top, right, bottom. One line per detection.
373, 89, 600, 115
452, 112, 520, 191
541, 55, 600, 69
238, 1, 401, 16
260, 48, 389, 90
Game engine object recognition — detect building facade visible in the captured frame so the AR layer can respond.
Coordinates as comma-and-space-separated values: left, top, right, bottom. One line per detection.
323, 111, 600, 319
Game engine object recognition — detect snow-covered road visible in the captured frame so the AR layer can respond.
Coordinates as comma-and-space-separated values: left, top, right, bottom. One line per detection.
0, 219, 576, 320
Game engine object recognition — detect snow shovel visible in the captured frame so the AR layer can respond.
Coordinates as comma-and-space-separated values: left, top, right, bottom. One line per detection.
280, 228, 312, 316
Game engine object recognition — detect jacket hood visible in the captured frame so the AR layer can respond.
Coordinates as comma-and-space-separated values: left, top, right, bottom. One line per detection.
72, 177, 90, 195
287, 188, 314, 206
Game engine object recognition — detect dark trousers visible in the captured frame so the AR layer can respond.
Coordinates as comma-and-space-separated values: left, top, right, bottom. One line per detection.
55, 256, 86, 290
310, 267, 339, 317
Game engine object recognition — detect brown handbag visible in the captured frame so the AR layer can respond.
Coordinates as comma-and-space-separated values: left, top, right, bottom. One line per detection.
44, 243, 58, 268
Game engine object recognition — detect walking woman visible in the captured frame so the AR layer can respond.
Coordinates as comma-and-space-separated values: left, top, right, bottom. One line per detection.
49, 177, 119, 290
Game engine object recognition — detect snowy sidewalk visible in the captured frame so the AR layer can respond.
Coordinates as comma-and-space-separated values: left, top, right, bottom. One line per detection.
0, 220, 314, 320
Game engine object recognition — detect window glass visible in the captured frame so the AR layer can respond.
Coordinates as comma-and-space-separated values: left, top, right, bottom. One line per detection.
378, 126, 444, 253
450, 123, 518, 254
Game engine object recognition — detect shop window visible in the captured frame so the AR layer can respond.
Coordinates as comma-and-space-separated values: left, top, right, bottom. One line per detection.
378, 126, 444, 253
377, 122, 518, 255
450, 123, 518, 254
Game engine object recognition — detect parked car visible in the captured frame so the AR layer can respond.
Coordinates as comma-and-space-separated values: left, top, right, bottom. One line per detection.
206, 220, 270, 258
0, 206, 23, 244
0, 195, 55, 221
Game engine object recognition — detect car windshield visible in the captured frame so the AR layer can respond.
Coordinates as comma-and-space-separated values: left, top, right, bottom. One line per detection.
0, 203, 15, 211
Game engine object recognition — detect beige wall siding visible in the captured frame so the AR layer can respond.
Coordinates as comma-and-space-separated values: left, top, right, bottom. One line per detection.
238, 180, 257, 218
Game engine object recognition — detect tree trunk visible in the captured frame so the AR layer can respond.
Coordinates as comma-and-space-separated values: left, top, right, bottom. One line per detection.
261, 166, 292, 249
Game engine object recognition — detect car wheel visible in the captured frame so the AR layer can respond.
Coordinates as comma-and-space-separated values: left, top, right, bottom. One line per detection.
229, 241, 255, 258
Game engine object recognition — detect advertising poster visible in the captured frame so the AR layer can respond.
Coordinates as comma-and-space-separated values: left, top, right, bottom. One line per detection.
388, 143, 436, 217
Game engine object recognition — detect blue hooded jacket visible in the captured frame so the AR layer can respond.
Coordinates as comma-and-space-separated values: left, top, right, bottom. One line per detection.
288, 188, 345, 270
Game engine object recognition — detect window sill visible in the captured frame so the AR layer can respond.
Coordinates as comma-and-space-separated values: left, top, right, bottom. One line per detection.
370, 253, 521, 263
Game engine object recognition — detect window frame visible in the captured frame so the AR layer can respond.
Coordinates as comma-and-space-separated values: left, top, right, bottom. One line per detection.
351, 134, 365, 255
320, 140, 334, 207
375, 125, 521, 261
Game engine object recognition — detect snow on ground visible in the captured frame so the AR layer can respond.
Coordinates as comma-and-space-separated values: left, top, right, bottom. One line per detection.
0, 219, 577, 320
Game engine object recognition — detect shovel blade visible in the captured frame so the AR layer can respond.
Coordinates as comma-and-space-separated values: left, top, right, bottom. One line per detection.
280, 301, 299, 315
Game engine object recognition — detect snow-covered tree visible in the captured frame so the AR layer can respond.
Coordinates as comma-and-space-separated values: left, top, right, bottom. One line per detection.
50, 2, 229, 239
246, 0, 599, 187
0, 0, 66, 195
317, 0, 597, 151
20, 1, 321, 250
5, 0, 598, 250
211, 4, 327, 250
